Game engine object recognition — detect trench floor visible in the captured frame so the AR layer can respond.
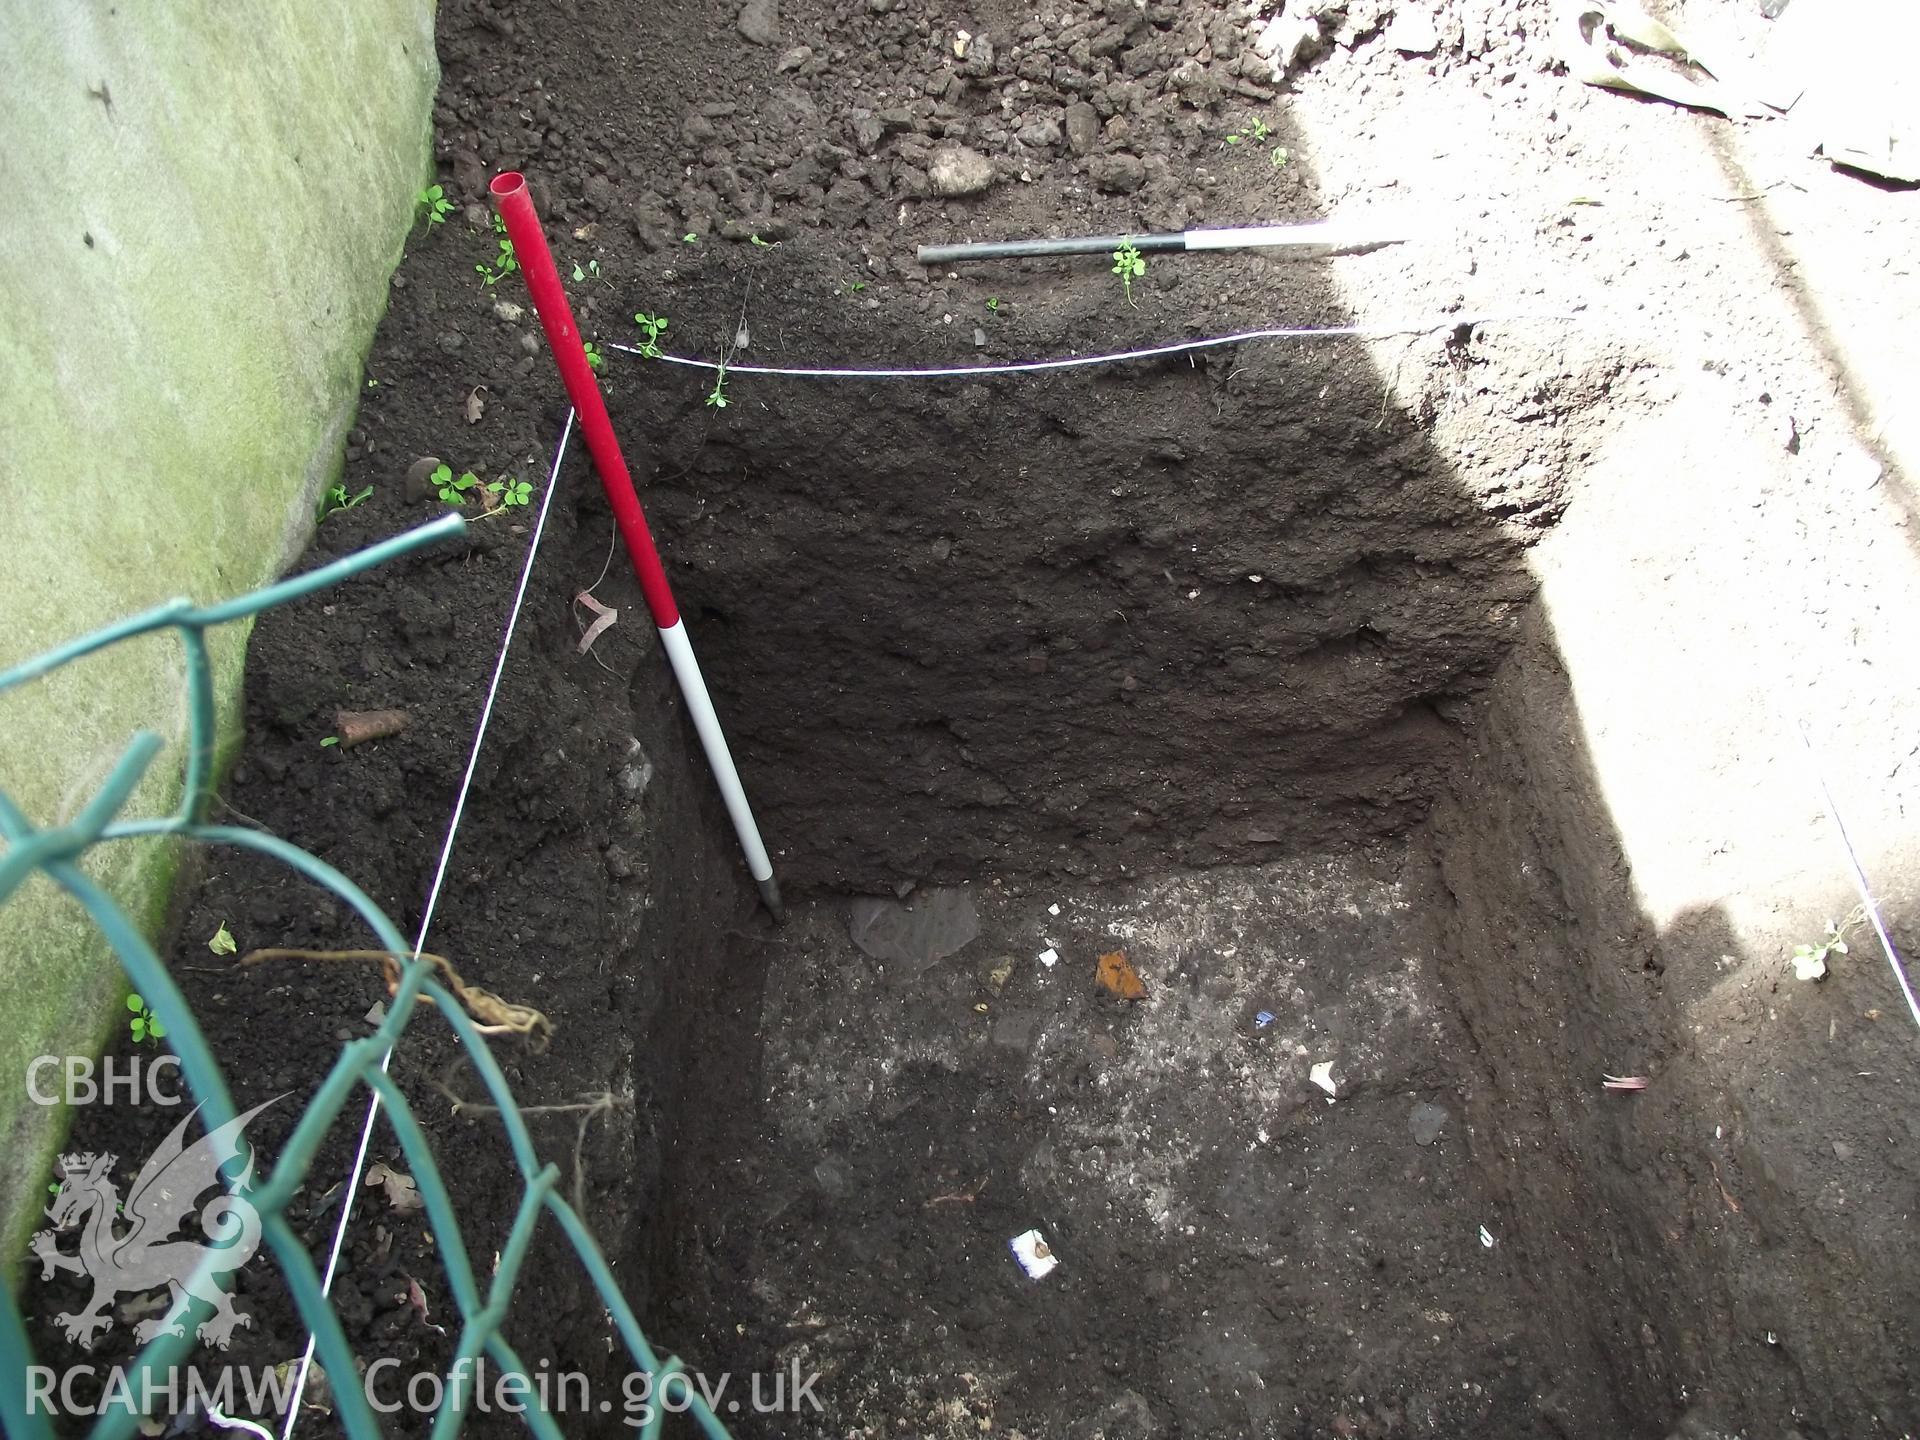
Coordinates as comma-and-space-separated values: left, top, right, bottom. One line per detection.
666, 848, 1621, 1438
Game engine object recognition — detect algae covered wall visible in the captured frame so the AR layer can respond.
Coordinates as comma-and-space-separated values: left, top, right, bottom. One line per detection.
0, 2, 436, 1255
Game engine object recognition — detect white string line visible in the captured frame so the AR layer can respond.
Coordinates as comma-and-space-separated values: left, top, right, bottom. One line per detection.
605, 312, 1577, 380
1796, 720, 1920, 1036
280, 409, 578, 1438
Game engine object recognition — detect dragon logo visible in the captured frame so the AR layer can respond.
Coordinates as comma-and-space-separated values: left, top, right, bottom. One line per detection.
30, 1098, 282, 1351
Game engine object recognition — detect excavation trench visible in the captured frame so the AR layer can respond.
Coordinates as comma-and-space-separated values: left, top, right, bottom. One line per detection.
23, 0, 1916, 1426
25, 289, 1888, 1440
595, 324, 1681, 1437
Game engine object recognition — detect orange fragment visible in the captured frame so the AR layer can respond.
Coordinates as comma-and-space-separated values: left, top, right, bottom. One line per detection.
1095, 950, 1147, 1001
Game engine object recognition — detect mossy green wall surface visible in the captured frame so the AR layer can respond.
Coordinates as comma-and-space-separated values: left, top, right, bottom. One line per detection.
0, 3, 436, 1257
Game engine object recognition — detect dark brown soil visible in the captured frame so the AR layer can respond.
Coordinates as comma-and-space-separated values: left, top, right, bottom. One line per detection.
27, 0, 1920, 1438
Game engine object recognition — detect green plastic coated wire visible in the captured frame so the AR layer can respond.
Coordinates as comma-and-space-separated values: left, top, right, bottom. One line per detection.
0, 513, 736, 1440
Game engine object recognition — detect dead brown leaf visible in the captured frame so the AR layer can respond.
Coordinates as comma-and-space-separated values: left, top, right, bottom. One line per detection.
575, 591, 618, 654
366, 1161, 425, 1214
401, 1275, 447, 1334
465, 386, 488, 424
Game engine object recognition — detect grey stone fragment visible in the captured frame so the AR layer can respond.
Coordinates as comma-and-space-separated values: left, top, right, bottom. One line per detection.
928, 145, 994, 197
1064, 101, 1101, 155
1016, 116, 1062, 148
1089, 152, 1145, 193
1410, 1101, 1450, 1147
847, 888, 980, 971
737, 0, 779, 45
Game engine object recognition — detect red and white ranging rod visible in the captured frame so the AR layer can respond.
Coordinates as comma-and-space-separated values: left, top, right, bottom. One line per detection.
490, 171, 782, 919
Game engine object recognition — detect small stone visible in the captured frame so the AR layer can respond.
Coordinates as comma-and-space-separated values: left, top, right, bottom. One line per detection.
1064, 101, 1101, 155
776, 44, 812, 72
1386, 8, 1440, 54
1166, 57, 1221, 106
436, 330, 465, 354
1254, 11, 1322, 68
1016, 116, 1062, 148
928, 144, 995, 197
868, 0, 899, 10
1833, 1140, 1853, 1161
1088, 152, 1146, 194
850, 115, 885, 153
404, 456, 444, 504
737, 0, 779, 45
813, 1155, 852, 1196
1410, 1102, 1449, 1147
973, 327, 987, 347
492, 299, 524, 323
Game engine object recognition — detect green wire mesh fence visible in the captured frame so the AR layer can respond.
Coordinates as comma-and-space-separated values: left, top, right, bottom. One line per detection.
0, 514, 733, 1440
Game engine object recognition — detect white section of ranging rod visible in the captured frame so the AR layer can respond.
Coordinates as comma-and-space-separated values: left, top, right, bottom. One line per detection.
658, 618, 782, 914
914, 217, 1410, 264
1182, 219, 1407, 250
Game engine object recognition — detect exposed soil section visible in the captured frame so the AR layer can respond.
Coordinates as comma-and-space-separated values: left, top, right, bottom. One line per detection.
24, 0, 1920, 1438
625, 324, 1544, 891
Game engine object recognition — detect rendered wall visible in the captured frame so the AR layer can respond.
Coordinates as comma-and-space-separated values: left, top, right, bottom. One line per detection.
0, 2, 436, 1257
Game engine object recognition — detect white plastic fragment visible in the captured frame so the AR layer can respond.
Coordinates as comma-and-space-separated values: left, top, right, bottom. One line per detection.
1309, 1061, 1337, 1097
1479, 1225, 1495, 1248
1048, 903, 1061, 916
1038, 947, 1058, 969
1009, 1229, 1058, 1279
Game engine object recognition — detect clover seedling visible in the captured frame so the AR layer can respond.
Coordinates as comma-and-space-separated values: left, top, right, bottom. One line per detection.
432, 463, 481, 504
416, 184, 454, 228
706, 371, 729, 409
633, 312, 669, 358
477, 219, 519, 287
1112, 241, 1146, 306
127, 993, 166, 1046
571, 258, 611, 287
1791, 910, 1865, 981
583, 341, 605, 371
496, 477, 532, 508
317, 483, 373, 522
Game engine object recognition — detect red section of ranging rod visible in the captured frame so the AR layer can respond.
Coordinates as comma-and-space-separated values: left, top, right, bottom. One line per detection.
489, 170, 782, 920
488, 171, 678, 628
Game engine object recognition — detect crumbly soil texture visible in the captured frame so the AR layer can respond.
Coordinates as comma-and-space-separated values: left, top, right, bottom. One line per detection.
30, 0, 1920, 1438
